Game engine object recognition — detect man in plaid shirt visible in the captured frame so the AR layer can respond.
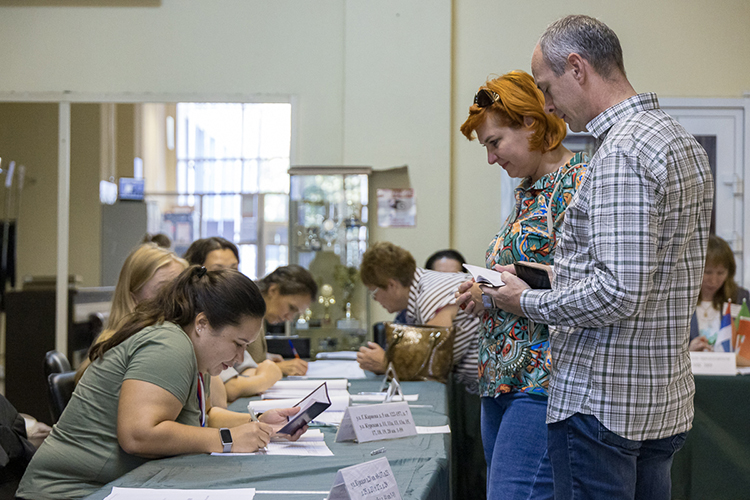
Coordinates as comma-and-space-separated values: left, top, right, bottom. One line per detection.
459, 14, 714, 500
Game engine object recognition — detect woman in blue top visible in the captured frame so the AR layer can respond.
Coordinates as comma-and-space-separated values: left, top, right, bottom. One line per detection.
457, 70, 587, 500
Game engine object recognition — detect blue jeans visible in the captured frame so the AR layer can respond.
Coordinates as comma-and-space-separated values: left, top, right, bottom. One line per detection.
481, 393, 553, 500
547, 413, 687, 500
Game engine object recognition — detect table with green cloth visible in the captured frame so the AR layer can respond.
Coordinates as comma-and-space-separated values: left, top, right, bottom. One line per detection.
84, 379, 450, 500
671, 374, 750, 500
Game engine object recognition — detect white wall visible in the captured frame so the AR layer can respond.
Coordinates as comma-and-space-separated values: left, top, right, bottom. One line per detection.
452, 0, 750, 263
1, 0, 749, 322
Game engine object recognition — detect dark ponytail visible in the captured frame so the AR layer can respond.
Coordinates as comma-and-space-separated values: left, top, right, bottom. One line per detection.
90, 266, 265, 361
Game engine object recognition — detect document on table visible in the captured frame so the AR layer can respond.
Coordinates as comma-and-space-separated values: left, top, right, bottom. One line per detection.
349, 393, 419, 402
211, 429, 333, 457
103, 486, 255, 499
306, 359, 367, 379
416, 424, 451, 434
250, 393, 350, 413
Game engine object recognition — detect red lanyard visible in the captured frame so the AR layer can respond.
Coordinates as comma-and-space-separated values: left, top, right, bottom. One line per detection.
197, 373, 206, 427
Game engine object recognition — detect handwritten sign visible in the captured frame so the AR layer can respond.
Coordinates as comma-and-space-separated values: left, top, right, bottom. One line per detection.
328, 456, 402, 500
336, 402, 417, 443
690, 351, 737, 375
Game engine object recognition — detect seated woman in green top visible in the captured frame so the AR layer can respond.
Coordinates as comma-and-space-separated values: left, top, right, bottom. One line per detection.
17, 266, 305, 500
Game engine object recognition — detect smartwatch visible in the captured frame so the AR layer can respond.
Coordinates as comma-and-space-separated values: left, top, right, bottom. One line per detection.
481, 292, 495, 309
219, 428, 233, 453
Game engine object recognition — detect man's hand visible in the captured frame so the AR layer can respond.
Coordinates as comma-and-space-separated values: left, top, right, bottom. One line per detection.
357, 342, 387, 374
455, 279, 485, 316
480, 267, 529, 317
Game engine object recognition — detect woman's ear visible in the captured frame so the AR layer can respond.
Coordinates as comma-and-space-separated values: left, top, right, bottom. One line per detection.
194, 312, 210, 336
266, 283, 280, 298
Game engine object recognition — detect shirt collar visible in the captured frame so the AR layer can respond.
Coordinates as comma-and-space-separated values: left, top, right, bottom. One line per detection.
586, 92, 660, 140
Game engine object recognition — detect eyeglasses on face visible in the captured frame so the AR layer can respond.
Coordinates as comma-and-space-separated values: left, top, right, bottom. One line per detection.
474, 88, 501, 108
369, 287, 380, 300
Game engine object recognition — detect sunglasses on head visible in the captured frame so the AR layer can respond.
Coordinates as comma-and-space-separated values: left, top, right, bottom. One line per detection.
474, 88, 501, 108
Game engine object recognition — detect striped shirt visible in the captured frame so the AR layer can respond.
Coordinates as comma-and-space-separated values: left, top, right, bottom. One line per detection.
406, 268, 481, 393
521, 93, 713, 441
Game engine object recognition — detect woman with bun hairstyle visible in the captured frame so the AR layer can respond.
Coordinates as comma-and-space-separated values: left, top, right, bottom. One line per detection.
19, 267, 304, 500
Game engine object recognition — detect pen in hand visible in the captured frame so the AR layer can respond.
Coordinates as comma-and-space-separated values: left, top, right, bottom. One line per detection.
247, 406, 268, 453
288, 339, 301, 359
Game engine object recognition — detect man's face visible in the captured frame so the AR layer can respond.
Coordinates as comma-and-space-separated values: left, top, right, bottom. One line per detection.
531, 44, 587, 133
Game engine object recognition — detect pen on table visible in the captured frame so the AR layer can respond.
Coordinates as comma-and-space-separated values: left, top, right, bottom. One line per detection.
370, 447, 386, 456
288, 339, 301, 359
247, 406, 268, 452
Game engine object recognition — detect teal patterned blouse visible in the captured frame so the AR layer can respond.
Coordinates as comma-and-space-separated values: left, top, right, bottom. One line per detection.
479, 152, 587, 397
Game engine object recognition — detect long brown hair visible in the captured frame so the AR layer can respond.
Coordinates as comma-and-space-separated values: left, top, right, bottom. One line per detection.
90, 266, 265, 361
703, 235, 739, 310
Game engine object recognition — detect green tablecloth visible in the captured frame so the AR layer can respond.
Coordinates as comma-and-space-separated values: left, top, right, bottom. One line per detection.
671, 374, 750, 499
84, 379, 450, 500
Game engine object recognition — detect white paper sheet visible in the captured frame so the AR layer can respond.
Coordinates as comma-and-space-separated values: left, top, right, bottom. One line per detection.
416, 425, 451, 434
211, 430, 334, 457
103, 486, 255, 500
267, 379, 349, 391
349, 393, 418, 402
263, 388, 351, 401
306, 360, 367, 379
315, 351, 358, 361
249, 394, 350, 413
463, 263, 505, 287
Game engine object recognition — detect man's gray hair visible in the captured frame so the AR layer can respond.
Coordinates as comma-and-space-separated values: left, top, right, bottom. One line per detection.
539, 15, 626, 78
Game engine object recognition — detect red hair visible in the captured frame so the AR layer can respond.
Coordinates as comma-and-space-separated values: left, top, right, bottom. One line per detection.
460, 70, 566, 153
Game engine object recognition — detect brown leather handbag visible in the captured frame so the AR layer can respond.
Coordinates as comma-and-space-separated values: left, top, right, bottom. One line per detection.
384, 322, 455, 383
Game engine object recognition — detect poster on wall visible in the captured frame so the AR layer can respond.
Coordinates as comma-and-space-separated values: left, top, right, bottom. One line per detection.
377, 188, 416, 228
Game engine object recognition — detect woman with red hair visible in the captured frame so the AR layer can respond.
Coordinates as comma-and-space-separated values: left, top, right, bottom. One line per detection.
458, 70, 587, 500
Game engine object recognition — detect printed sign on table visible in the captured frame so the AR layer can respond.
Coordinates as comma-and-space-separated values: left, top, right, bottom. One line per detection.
335, 401, 417, 443
328, 456, 402, 500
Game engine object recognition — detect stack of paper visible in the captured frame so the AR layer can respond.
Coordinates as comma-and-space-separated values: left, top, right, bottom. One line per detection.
263, 379, 349, 400
306, 359, 367, 379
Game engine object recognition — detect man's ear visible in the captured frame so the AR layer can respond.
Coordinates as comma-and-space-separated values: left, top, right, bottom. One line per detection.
567, 53, 587, 84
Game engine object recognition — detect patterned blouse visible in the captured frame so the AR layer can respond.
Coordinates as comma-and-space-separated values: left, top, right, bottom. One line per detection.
479, 152, 587, 397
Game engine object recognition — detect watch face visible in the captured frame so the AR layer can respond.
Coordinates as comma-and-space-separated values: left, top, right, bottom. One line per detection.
482, 294, 494, 309
220, 428, 232, 443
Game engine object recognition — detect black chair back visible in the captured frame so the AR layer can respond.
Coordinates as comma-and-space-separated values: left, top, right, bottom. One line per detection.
47, 371, 76, 423
44, 350, 71, 379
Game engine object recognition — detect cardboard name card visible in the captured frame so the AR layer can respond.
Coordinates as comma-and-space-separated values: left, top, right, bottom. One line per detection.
690, 351, 737, 376
328, 456, 402, 500
335, 401, 417, 443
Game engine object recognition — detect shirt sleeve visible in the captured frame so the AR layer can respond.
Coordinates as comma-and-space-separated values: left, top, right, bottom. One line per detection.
522, 149, 659, 327
124, 326, 196, 404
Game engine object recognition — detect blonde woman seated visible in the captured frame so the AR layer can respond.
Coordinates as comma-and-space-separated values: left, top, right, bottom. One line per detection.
18, 267, 305, 500
75, 243, 187, 383
356, 242, 481, 393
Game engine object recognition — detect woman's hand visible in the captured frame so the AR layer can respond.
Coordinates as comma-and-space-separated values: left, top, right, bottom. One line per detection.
260, 407, 307, 441
455, 279, 485, 316
276, 358, 309, 376
229, 421, 274, 452
357, 342, 387, 374
689, 336, 712, 352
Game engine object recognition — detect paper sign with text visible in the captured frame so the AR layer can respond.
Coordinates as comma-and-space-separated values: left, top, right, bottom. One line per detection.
335, 402, 417, 443
690, 351, 737, 375
328, 456, 402, 500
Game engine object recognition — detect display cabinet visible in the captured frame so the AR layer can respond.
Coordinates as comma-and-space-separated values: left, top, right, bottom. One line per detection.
288, 166, 371, 355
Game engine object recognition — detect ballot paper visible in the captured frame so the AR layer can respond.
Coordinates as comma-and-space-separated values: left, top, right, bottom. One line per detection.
103, 487, 255, 499
277, 382, 332, 435
211, 430, 334, 457
463, 263, 505, 287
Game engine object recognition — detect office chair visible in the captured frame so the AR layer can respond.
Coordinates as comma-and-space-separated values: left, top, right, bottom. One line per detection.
44, 350, 71, 379
47, 371, 76, 423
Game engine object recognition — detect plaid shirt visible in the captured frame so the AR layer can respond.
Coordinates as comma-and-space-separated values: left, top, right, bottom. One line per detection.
521, 93, 713, 440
